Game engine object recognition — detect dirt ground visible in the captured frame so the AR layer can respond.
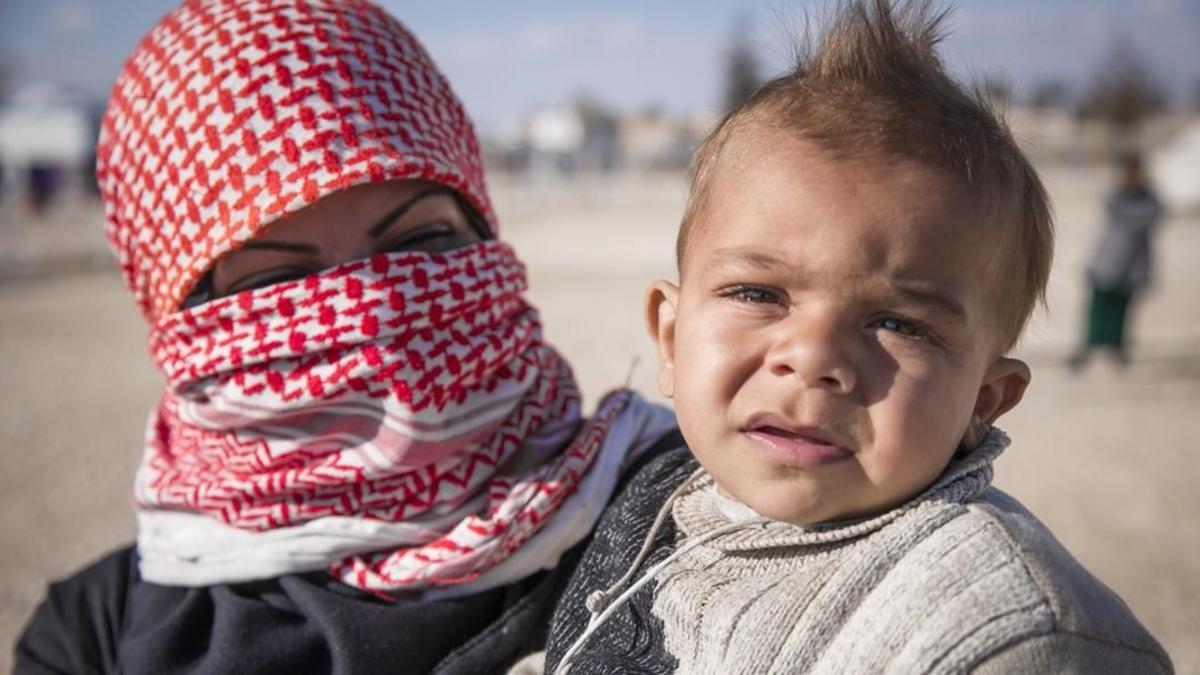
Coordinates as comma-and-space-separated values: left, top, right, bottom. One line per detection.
2, 163, 1198, 671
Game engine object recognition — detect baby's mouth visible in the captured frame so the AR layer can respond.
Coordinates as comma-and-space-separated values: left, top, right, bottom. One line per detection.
740, 414, 853, 466
751, 425, 835, 445
741, 413, 848, 446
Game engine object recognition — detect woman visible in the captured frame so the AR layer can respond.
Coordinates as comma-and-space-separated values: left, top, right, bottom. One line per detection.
15, 1, 674, 672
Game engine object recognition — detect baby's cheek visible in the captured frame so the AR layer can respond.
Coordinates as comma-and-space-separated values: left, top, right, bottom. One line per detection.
672, 391, 707, 445
895, 357, 974, 420
674, 344, 728, 406
669, 365, 718, 450
867, 375, 965, 468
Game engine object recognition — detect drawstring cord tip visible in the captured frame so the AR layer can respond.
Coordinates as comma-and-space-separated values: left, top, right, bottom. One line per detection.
585, 589, 607, 615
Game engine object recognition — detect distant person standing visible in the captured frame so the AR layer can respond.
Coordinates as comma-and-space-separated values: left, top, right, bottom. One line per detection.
27, 162, 59, 214
1069, 154, 1162, 370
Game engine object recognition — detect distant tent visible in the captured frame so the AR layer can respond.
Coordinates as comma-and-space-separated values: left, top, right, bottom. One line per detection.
0, 83, 101, 198
1152, 121, 1200, 213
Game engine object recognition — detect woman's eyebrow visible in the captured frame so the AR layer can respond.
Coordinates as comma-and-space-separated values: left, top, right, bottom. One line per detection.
368, 187, 455, 238
240, 240, 320, 254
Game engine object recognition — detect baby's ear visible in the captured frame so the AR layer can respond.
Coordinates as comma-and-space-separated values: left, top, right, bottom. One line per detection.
973, 356, 1031, 425
645, 280, 680, 398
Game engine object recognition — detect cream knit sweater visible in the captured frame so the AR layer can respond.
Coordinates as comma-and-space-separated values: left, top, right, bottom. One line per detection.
551, 430, 1172, 674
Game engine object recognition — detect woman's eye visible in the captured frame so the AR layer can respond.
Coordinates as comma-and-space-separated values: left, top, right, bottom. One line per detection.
720, 285, 784, 306
227, 268, 311, 294
382, 223, 459, 253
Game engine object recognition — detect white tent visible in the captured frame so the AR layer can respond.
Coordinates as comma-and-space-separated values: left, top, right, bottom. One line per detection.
527, 107, 585, 154
0, 84, 99, 193
1152, 120, 1200, 214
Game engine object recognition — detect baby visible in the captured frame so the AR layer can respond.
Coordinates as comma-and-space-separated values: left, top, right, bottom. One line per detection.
541, 1, 1172, 673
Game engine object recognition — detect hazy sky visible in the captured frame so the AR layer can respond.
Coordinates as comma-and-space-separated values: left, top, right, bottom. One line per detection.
1, 0, 1197, 134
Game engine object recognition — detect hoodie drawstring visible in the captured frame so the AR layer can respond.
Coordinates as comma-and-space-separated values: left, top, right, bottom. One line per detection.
553, 469, 768, 675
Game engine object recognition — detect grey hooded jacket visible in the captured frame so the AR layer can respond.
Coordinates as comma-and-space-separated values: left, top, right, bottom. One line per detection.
545, 431, 1172, 674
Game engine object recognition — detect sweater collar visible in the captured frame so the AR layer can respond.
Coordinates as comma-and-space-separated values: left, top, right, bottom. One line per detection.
673, 427, 1009, 552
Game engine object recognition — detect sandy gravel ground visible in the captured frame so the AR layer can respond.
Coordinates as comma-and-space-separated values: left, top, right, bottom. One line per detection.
1, 163, 1197, 672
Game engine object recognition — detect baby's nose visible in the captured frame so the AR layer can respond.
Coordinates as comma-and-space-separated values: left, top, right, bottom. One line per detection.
765, 315, 857, 395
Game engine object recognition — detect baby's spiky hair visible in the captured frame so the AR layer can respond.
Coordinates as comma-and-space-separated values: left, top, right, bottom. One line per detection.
679, 0, 1053, 350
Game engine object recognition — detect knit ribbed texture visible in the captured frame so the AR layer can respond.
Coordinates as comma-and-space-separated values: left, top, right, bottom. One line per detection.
639, 429, 1172, 674
671, 430, 1004, 553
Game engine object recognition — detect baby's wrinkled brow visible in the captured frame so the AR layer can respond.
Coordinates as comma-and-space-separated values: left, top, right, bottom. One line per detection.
887, 281, 968, 320
708, 247, 791, 271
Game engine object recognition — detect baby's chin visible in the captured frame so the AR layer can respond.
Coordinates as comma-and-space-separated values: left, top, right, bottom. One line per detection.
714, 476, 851, 526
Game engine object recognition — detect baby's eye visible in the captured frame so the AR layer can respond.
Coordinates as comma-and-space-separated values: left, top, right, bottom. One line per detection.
871, 316, 934, 341
719, 285, 785, 306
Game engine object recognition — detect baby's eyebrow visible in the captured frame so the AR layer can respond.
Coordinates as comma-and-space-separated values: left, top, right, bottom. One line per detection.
889, 281, 967, 319
709, 247, 790, 271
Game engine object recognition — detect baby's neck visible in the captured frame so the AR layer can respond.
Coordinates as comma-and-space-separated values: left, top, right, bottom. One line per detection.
710, 487, 763, 523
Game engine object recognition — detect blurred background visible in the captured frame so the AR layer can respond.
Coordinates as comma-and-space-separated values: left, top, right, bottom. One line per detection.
1, 0, 1198, 671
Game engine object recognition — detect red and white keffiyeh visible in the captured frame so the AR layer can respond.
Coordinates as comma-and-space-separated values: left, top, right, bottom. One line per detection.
99, 0, 495, 321
97, 0, 673, 593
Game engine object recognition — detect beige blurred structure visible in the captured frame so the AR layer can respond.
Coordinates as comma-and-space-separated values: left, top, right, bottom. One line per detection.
2, 132, 1199, 671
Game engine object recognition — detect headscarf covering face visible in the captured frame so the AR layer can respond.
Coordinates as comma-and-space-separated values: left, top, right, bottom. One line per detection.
99, 0, 494, 321
99, 0, 673, 593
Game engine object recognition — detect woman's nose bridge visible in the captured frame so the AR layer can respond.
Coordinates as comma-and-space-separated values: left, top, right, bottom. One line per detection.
322, 224, 375, 268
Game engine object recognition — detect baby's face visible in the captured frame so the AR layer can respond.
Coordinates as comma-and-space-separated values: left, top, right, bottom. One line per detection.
648, 130, 1028, 524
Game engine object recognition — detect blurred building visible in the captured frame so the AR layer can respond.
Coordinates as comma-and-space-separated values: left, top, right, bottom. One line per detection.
619, 109, 691, 171
526, 105, 586, 175
485, 100, 720, 177
1152, 120, 1200, 213
523, 98, 620, 175
0, 83, 101, 209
